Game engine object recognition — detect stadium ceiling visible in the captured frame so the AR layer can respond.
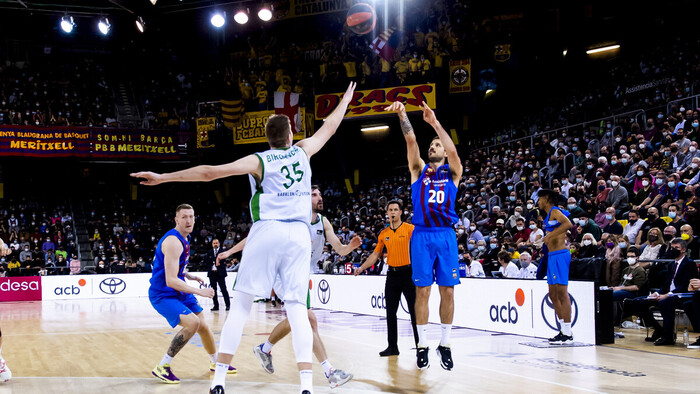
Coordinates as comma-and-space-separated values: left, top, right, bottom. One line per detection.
0, 0, 249, 16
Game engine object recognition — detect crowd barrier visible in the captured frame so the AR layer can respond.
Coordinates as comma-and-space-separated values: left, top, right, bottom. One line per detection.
1, 273, 597, 343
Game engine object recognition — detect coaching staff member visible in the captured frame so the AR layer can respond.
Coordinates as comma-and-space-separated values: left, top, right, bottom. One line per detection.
207, 238, 230, 311
354, 200, 419, 356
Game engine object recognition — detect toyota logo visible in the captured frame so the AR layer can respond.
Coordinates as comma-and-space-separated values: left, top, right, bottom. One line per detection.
317, 279, 330, 304
99, 277, 126, 295
541, 293, 578, 331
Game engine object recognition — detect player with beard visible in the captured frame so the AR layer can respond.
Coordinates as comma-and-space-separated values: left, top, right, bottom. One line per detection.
386, 101, 462, 371
216, 185, 361, 388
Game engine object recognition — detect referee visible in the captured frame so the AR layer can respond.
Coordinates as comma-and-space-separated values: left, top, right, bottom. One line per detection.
355, 200, 419, 356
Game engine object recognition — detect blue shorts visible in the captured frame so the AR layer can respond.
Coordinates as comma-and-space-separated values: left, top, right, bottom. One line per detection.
546, 249, 571, 285
149, 292, 203, 328
410, 226, 460, 287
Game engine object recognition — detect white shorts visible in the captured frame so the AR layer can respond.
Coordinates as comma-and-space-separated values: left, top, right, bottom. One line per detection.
234, 220, 311, 304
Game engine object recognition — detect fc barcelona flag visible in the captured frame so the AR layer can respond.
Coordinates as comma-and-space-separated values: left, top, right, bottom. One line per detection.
221, 78, 244, 129
449, 59, 471, 93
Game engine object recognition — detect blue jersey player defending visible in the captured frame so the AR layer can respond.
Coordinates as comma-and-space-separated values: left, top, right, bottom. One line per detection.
537, 189, 574, 344
149, 204, 236, 383
386, 101, 462, 371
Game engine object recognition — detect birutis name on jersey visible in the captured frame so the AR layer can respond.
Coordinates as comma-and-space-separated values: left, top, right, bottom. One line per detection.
266, 149, 300, 162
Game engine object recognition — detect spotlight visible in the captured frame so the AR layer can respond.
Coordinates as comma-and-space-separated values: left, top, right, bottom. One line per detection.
586, 44, 620, 55
211, 12, 226, 28
234, 9, 249, 25
98, 17, 111, 35
258, 5, 272, 22
135, 16, 146, 33
60, 15, 75, 33
150, 0, 157, 5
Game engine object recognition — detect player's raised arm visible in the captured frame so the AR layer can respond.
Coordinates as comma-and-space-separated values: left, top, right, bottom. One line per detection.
420, 102, 462, 183
386, 101, 424, 182
131, 154, 262, 185
296, 81, 356, 158
323, 217, 361, 256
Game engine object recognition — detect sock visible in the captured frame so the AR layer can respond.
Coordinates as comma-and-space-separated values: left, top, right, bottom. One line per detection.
159, 354, 173, 366
320, 359, 333, 377
211, 362, 229, 389
299, 369, 313, 393
209, 353, 217, 363
561, 322, 572, 337
262, 340, 273, 354
417, 324, 428, 348
558, 318, 564, 328
440, 324, 452, 347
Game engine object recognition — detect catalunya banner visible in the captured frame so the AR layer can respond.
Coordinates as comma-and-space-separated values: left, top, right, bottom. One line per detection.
315, 83, 436, 120
233, 109, 307, 145
273, 0, 353, 20
0, 125, 179, 159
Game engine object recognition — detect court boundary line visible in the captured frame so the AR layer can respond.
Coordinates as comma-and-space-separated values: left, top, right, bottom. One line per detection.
600, 344, 700, 360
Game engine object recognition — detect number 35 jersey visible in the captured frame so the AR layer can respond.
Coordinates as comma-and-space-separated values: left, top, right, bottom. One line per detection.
411, 164, 458, 227
249, 145, 312, 224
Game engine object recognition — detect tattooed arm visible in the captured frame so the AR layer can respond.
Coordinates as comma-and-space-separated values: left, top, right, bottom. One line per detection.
386, 101, 425, 183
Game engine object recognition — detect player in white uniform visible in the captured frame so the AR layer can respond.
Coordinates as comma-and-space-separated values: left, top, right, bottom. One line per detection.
131, 82, 356, 394
217, 186, 361, 388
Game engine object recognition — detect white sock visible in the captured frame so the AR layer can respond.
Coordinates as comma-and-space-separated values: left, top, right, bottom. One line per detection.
417, 324, 428, 348
440, 324, 452, 347
262, 340, 273, 354
209, 353, 217, 363
299, 369, 313, 393
0, 346, 3, 359
320, 359, 333, 377
159, 354, 173, 366
561, 322, 572, 337
211, 362, 229, 389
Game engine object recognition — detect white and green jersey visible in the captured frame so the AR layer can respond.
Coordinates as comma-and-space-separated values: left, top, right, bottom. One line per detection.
249, 145, 312, 224
309, 213, 326, 273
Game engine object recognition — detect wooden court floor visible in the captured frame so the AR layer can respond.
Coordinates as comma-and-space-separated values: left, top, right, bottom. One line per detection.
1, 297, 699, 394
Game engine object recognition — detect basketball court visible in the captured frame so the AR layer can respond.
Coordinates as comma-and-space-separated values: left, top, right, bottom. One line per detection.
1, 296, 698, 394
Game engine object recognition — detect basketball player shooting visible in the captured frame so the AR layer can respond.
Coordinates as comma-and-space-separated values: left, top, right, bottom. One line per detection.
132, 81, 356, 394
385, 101, 462, 371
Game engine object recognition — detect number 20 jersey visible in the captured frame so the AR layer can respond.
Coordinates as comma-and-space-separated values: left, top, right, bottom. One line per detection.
249, 145, 312, 224
411, 164, 458, 227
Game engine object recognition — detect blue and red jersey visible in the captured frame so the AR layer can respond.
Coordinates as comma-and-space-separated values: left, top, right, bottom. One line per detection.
149, 228, 190, 297
411, 164, 458, 227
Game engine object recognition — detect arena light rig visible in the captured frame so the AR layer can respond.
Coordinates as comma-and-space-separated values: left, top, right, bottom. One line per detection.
98, 17, 111, 35
257, 4, 272, 22
234, 8, 249, 25
60, 15, 76, 33
211, 11, 226, 28
135, 16, 146, 33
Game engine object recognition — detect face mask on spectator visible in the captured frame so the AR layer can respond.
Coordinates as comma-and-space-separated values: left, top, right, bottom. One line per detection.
618, 242, 627, 248
567, 204, 576, 211
527, 203, 533, 210
627, 257, 637, 265
611, 181, 619, 187
668, 181, 676, 188
692, 163, 699, 169
691, 147, 698, 153
583, 239, 592, 246
480, 204, 486, 209
576, 178, 583, 183
509, 196, 516, 202
669, 211, 677, 219
648, 234, 658, 243
478, 245, 486, 251
656, 178, 664, 186
587, 165, 594, 170
489, 243, 498, 250
598, 185, 605, 191
585, 154, 591, 160
516, 226, 524, 231
605, 214, 613, 221
529, 224, 537, 230
468, 244, 475, 250
606, 242, 614, 248
469, 225, 476, 232
458, 229, 464, 234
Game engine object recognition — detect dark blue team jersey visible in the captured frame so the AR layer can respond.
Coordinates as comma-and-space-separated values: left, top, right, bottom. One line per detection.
149, 228, 190, 297
411, 164, 458, 227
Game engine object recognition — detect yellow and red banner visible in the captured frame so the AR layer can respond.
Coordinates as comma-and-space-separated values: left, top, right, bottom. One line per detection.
233, 109, 307, 145
449, 59, 471, 93
0, 125, 179, 159
314, 83, 436, 120
273, 0, 353, 20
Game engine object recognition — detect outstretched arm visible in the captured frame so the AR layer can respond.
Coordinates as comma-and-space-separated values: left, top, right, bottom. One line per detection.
296, 82, 356, 158
386, 101, 424, 182
131, 154, 262, 186
216, 238, 247, 263
420, 102, 462, 184
354, 251, 380, 275
323, 217, 361, 256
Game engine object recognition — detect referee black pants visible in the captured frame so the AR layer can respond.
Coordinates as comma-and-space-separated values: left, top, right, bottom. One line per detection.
385, 266, 419, 349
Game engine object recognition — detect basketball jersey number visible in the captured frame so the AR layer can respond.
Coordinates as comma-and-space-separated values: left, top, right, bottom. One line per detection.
280, 161, 304, 189
428, 189, 445, 204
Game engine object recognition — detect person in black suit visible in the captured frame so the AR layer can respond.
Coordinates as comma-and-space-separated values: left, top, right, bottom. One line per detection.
207, 239, 230, 311
627, 237, 699, 345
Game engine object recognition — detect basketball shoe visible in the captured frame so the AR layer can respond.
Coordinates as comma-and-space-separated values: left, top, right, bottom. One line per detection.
210, 385, 224, 394
416, 347, 430, 370
253, 344, 274, 374
327, 368, 353, 388
436, 345, 453, 370
152, 363, 179, 384
548, 332, 574, 345
0, 358, 11, 382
